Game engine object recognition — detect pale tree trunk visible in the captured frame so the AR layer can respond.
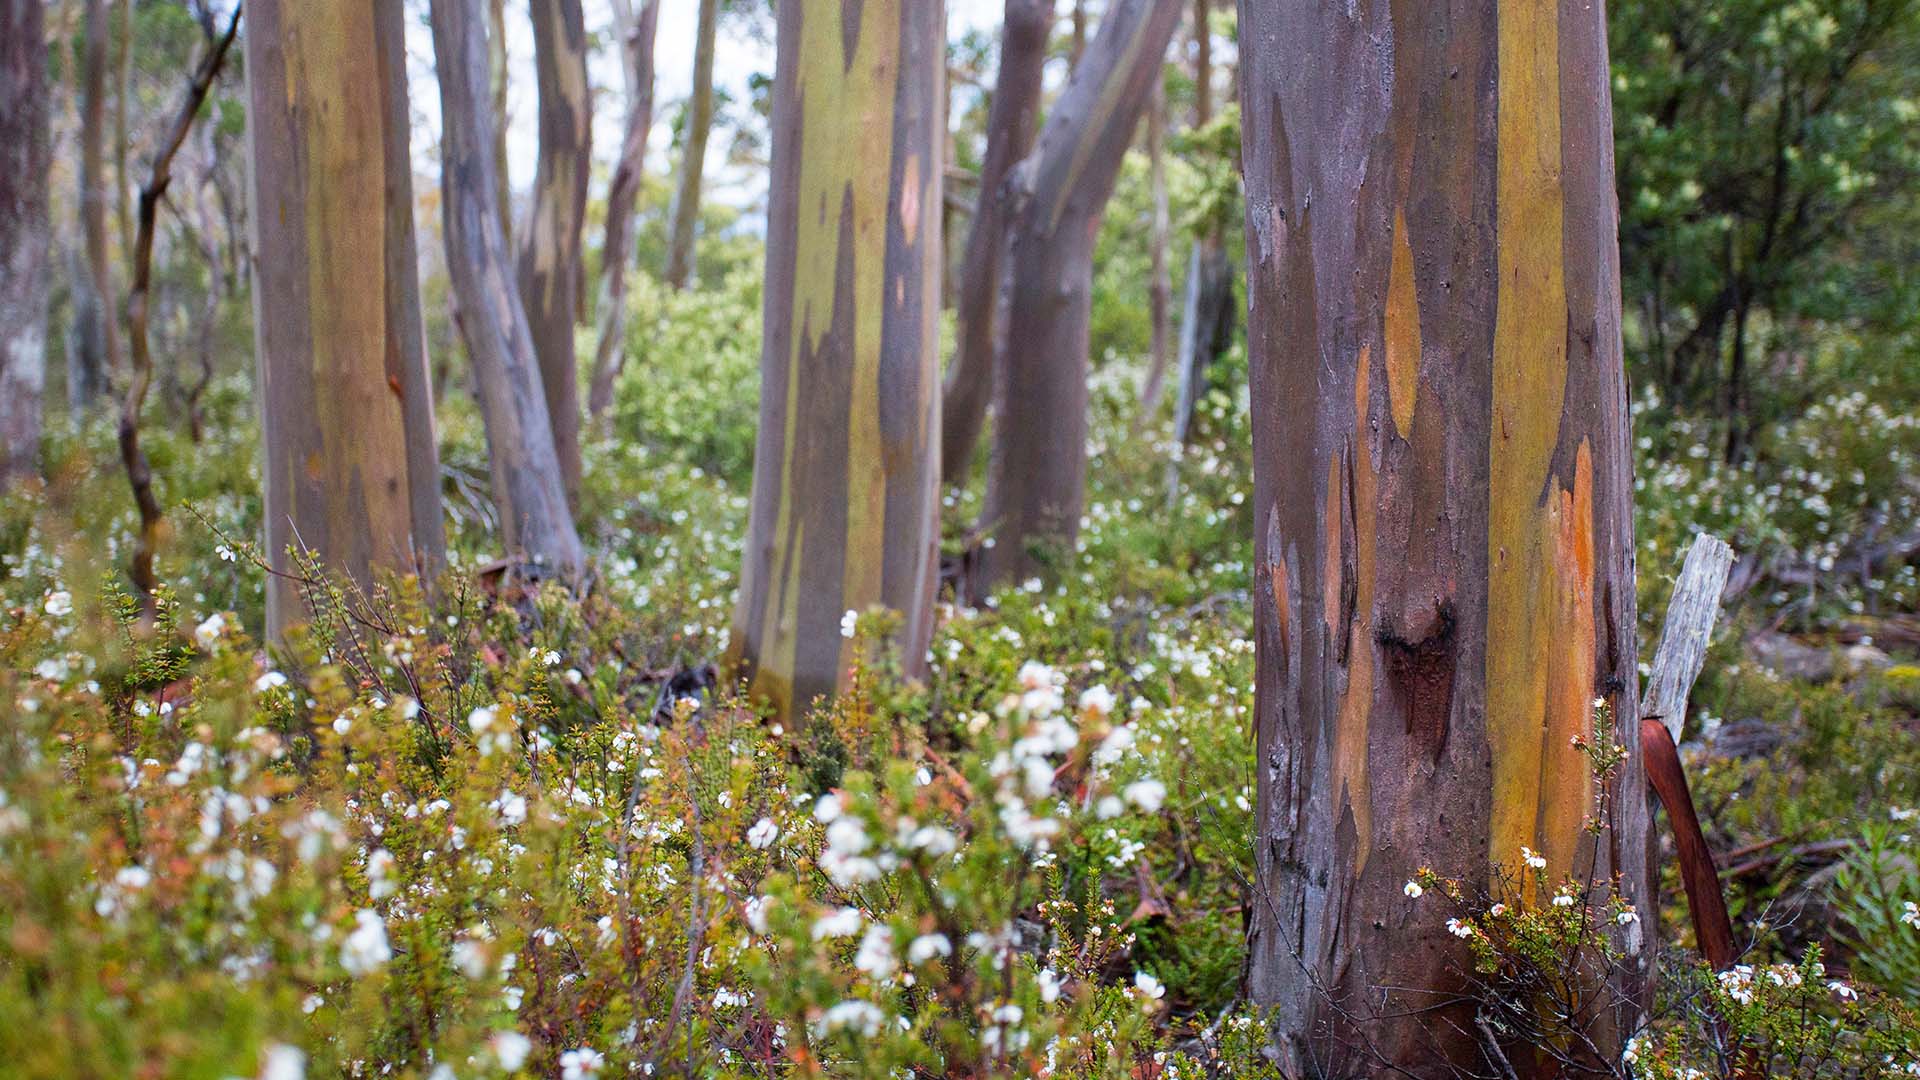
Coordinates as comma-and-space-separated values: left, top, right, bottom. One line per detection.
246, 0, 448, 638
1240, 0, 1650, 1072
662, 0, 718, 290
0, 0, 50, 488
1134, 76, 1173, 426
430, 0, 585, 580
516, 0, 590, 503
974, 0, 1181, 591
488, 0, 512, 246
114, 0, 131, 260
731, 0, 943, 726
1170, 0, 1229, 444
587, 0, 660, 430
939, 0, 1052, 486
71, 0, 118, 409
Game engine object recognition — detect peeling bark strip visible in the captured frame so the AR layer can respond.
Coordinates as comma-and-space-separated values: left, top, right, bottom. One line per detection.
429, 0, 584, 581
939, 0, 1052, 486
0, 0, 50, 489
517, 0, 591, 501
729, 0, 943, 725
975, 0, 1182, 591
1240, 0, 1649, 1072
246, 0, 446, 639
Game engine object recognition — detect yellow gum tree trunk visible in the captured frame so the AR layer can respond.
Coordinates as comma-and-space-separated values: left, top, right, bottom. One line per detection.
730, 0, 944, 725
245, 0, 447, 638
517, 0, 591, 502
1239, 0, 1651, 1071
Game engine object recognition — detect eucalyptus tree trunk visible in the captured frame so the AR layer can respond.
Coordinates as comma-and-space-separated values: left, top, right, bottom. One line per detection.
587, 0, 660, 429
114, 0, 131, 260
430, 0, 585, 580
245, 0, 447, 638
974, 0, 1181, 590
1171, 0, 1230, 444
71, 0, 117, 408
1240, 0, 1650, 1072
517, 0, 591, 501
731, 0, 943, 726
939, 0, 1052, 486
662, 0, 718, 290
0, 0, 50, 488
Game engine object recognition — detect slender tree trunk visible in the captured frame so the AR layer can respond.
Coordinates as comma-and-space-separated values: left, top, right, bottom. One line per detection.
517, 0, 591, 501
587, 0, 660, 430
662, 0, 718, 290
1069, 0, 1087, 63
731, 0, 943, 726
0, 0, 50, 488
123, 4, 239, 604
430, 0, 585, 580
72, 0, 118, 408
1170, 0, 1230, 443
1240, 0, 1650, 1072
1135, 76, 1173, 426
488, 0, 512, 246
975, 0, 1181, 591
939, 0, 1052, 485
246, 0, 447, 637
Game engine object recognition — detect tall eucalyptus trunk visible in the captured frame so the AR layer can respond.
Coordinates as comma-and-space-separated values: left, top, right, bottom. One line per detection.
1239, 0, 1650, 1071
974, 0, 1181, 590
245, 0, 447, 638
0, 0, 50, 487
731, 0, 943, 726
71, 0, 117, 408
939, 0, 1052, 485
429, 0, 585, 581
662, 0, 718, 290
517, 0, 591, 501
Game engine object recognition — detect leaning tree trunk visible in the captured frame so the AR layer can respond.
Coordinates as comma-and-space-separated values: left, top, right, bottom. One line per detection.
0, 0, 50, 488
662, 0, 718, 290
730, 0, 943, 726
1134, 76, 1174, 426
487, 0, 512, 248
430, 0, 585, 580
939, 0, 1052, 486
72, 0, 118, 408
1240, 0, 1651, 1073
587, 0, 660, 430
245, 0, 447, 639
974, 0, 1182, 591
517, 0, 591, 503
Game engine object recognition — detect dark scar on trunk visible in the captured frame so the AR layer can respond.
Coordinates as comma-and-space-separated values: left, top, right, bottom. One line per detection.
1378, 599, 1457, 759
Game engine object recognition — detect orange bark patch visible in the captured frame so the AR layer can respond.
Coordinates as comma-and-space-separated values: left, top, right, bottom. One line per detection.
1333, 352, 1378, 874
1384, 207, 1421, 439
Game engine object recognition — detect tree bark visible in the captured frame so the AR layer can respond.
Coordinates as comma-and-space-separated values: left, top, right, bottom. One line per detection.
114, 0, 132, 260
1170, 0, 1231, 444
974, 0, 1181, 590
246, 0, 448, 637
1240, 0, 1650, 1072
730, 0, 943, 726
429, 0, 585, 581
587, 0, 660, 430
0, 0, 50, 488
939, 0, 1052, 486
662, 0, 718, 290
516, 0, 590, 502
72, 0, 118, 408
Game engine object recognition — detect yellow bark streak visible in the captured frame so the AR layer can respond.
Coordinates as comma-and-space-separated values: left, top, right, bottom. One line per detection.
1488, 0, 1583, 876
289, 3, 411, 565
754, 1, 903, 715
1384, 207, 1420, 439
1335, 351, 1376, 872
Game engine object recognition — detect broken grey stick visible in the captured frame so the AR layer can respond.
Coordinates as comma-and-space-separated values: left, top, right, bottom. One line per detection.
1640, 532, 1736, 744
